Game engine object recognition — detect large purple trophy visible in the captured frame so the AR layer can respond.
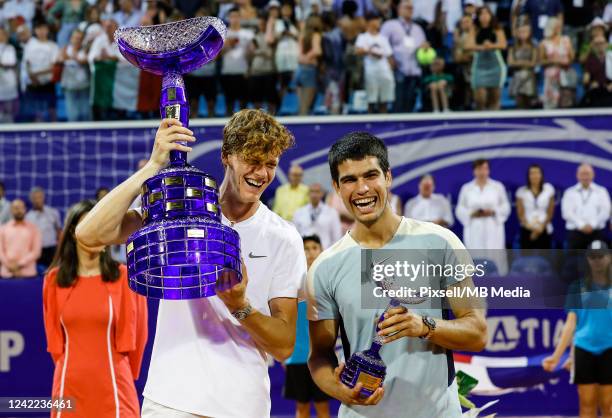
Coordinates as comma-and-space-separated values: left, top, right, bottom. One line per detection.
116, 18, 242, 299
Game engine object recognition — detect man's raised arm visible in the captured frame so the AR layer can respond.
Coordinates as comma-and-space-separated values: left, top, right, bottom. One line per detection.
76, 119, 195, 247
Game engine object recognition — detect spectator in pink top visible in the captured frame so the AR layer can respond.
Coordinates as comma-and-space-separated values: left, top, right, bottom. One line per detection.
0, 198, 42, 278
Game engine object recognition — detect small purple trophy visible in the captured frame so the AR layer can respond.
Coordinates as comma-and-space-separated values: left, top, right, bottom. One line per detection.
115, 18, 242, 299
340, 271, 427, 396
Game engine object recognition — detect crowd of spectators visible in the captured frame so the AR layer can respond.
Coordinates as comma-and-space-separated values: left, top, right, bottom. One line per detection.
272, 161, 610, 272
0, 159, 609, 278
0, 0, 611, 123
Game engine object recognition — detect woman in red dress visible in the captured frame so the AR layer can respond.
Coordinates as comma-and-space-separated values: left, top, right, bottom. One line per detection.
43, 199, 148, 418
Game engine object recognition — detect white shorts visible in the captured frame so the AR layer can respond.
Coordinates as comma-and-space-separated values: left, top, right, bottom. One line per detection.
365, 73, 395, 104
142, 398, 211, 418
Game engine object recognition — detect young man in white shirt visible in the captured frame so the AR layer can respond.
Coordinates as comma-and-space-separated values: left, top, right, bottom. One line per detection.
356, 13, 395, 113
293, 183, 343, 249
76, 109, 307, 418
561, 163, 611, 249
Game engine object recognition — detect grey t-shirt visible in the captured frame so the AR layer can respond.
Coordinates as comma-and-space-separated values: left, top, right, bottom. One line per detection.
306, 217, 471, 418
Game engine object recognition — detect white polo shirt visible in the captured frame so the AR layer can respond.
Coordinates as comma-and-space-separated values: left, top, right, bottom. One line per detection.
141, 203, 306, 418
292, 202, 343, 249
404, 193, 454, 227
561, 182, 611, 231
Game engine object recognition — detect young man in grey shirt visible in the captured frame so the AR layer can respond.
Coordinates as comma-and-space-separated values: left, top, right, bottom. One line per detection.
306, 132, 487, 418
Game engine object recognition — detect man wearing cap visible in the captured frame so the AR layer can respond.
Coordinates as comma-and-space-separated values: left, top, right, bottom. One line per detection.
561, 163, 611, 249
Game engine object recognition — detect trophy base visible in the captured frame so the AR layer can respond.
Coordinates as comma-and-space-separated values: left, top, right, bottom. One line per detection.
340, 351, 386, 398
126, 216, 241, 300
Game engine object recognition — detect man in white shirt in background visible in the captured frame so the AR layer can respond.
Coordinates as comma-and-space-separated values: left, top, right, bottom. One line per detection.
561, 163, 611, 249
76, 109, 306, 418
356, 12, 395, 113
293, 183, 343, 249
404, 174, 453, 227
25, 186, 61, 268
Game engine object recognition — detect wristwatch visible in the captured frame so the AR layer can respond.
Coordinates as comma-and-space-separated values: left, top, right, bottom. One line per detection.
231, 301, 253, 321
419, 316, 436, 340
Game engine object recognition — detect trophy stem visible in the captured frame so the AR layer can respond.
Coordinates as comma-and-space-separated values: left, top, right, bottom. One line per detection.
161, 71, 190, 166
368, 340, 383, 354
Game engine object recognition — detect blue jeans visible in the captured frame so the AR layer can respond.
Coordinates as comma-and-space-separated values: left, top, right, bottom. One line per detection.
56, 22, 78, 48
394, 71, 420, 113
64, 88, 91, 121
295, 64, 318, 88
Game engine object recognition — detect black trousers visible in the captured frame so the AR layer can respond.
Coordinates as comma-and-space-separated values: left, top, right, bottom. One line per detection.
567, 229, 608, 250
39, 246, 57, 268
520, 227, 552, 249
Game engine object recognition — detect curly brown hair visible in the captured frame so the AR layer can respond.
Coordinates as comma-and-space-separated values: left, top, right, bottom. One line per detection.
222, 109, 295, 163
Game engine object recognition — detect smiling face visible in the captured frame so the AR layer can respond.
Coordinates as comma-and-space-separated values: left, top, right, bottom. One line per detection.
333, 157, 391, 225
222, 153, 278, 203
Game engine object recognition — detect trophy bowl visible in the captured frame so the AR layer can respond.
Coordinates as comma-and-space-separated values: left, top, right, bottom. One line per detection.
115, 17, 226, 75
116, 17, 242, 300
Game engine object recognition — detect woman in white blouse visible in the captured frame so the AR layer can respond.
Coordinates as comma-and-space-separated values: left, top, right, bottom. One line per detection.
516, 164, 555, 249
